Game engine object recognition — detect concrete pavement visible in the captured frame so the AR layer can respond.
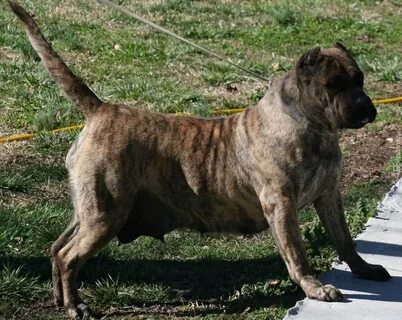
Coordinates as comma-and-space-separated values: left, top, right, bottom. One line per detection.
284, 177, 402, 320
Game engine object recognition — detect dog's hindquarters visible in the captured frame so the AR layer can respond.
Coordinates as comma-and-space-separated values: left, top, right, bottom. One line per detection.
53, 131, 139, 317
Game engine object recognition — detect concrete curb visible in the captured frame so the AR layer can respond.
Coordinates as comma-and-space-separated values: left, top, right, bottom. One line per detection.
284, 177, 402, 320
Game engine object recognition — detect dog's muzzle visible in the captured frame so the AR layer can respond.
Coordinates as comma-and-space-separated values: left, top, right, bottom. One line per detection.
342, 90, 377, 129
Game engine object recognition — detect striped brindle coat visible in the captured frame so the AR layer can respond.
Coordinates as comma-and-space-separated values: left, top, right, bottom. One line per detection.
8, 1, 390, 319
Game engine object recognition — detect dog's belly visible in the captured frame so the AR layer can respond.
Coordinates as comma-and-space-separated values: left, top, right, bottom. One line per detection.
117, 188, 268, 244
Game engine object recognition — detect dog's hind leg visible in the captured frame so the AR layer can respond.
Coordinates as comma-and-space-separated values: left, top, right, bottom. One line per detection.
50, 177, 83, 307
55, 213, 124, 319
50, 219, 79, 307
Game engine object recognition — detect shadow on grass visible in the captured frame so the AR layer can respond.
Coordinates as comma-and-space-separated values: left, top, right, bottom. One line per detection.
0, 254, 302, 316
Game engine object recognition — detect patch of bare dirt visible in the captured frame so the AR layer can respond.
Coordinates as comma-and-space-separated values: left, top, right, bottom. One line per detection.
204, 81, 265, 101
0, 46, 20, 62
0, 140, 33, 166
21, 299, 226, 320
368, 82, 402, 98
340, 123, 401, 191
101, 301, 226, 318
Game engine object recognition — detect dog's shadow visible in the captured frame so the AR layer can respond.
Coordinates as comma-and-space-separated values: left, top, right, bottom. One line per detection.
2, 247, 401, 317
0, 254, 302, 315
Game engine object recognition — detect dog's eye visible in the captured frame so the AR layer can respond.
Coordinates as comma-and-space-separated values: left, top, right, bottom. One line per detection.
326, 75, 345, 90
353, 72, 364, 87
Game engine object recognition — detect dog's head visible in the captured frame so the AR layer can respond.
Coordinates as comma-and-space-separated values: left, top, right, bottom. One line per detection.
295, 43, 376, 129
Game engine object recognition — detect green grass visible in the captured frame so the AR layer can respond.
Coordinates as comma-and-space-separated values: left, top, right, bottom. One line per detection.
385, 151, 402, 176
0, 0, 401, 319
0, 266, 50, 302
0, 172, 32, 192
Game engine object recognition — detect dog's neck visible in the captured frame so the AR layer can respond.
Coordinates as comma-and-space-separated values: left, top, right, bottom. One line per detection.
260, 70, 339, 135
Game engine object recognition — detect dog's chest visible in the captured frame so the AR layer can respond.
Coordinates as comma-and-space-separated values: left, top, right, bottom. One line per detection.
296, 135, 341, 205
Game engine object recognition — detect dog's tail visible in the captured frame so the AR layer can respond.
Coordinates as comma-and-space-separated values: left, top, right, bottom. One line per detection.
7, 0, 102, 117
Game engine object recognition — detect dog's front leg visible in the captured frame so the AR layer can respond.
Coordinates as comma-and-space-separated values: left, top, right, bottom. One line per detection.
314, 189, 391, 281
261, 193, 343, 301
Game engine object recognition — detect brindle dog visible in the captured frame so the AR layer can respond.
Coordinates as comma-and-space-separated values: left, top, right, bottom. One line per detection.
8, 1, 391, 319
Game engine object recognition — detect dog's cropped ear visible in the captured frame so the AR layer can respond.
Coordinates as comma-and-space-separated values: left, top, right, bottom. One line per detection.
296, 46, 321, 78
334, 42, 349, 53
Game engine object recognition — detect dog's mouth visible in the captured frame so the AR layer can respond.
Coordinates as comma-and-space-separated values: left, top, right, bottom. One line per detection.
340, 113, 376, 129
349, 116, 375, 129
360, 117, 370, 124
358, 117, 371, 126
359, 107, 377, 126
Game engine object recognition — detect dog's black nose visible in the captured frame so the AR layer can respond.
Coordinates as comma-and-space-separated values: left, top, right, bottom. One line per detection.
355, 94, 373, 108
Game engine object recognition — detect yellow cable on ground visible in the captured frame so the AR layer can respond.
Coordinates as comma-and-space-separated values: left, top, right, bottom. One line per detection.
1, 96, 401, 144
210, 108, 246, 115
0, 132, 36, 143
0, 124, 84, 144
372, 96, 402, 104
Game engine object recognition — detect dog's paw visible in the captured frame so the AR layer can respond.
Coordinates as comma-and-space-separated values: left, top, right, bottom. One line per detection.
353, 263, 391, 281
300, 275, 343, 302
307, 284, 344, 302
67, 303, 97, 320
